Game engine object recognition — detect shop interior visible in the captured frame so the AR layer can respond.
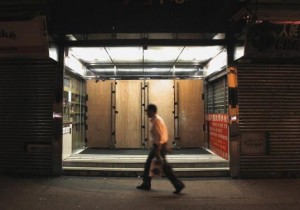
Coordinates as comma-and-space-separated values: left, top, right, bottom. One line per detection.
53, 33, 245, 176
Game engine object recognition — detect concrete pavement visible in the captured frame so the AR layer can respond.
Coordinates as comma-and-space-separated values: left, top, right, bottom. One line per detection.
0, 175, 299, 210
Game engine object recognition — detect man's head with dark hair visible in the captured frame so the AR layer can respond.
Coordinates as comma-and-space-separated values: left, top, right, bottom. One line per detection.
147, 104, 157, 118
147, 104, 157, 112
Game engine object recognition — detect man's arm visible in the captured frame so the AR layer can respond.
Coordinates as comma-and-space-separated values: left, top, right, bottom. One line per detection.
155, 143, 162, 159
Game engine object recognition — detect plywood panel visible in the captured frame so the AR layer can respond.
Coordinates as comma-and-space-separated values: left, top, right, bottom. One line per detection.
86, 80, 112, 148
147, 80, 174, 148
178, 80, 204, 148
115, 80, 142, 148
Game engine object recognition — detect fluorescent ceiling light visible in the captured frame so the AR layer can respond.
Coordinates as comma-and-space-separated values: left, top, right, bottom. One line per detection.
93, 68, 115, 72
144, 68, 170, 72
174, 68, 198, 72
118, 68, 142, 72
93, 67, 199, 72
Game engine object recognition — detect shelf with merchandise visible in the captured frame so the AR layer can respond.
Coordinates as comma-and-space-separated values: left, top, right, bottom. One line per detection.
63, 68, 87, 151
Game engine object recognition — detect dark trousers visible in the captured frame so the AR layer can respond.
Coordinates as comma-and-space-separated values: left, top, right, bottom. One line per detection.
142, 144, 183, 189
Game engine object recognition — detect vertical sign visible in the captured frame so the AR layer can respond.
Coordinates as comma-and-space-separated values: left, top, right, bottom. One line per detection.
228, 66, 239, 124
208, 114, 229, 160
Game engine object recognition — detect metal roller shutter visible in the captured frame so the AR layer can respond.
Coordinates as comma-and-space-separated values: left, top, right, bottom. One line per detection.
0, 58, 57, 175
238, 64, 300, 178
206, 70, 228, 114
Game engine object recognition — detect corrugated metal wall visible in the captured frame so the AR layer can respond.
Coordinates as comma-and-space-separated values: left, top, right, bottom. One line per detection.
0, 58, 57, 175
238, 64, 300, 178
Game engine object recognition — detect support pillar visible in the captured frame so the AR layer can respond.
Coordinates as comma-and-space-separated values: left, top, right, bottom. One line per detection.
52, 35, 65, 175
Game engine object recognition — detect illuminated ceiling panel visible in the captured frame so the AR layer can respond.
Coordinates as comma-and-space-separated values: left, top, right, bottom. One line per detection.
70, 46, 223, 77
71, 46, 222, 64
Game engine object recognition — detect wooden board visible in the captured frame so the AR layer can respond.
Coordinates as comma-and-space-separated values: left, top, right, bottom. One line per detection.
177, 80, 204, 148
86, 79, 203, 149
147, 80, 174, 148
115, 80, 142, 148
86, 80, 112, 148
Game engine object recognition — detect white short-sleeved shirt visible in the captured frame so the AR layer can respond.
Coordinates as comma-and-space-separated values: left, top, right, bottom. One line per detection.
150, 114, 168, 145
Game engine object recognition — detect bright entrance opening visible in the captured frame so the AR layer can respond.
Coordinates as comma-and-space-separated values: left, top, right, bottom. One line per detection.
59, 44, 230, 177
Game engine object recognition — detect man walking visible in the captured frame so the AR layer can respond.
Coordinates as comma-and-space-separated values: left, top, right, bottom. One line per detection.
137, 104, 185, 194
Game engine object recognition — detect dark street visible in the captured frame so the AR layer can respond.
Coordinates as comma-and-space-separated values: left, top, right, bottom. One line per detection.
0, 176, 299, 210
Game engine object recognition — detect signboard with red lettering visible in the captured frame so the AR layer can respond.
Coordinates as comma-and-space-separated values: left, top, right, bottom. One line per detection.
245, 22, 300, 58
0, 17, 49, 58
208, 114, 229, 160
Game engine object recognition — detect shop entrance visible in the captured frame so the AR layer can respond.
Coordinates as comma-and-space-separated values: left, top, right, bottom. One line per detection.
61, 45, 230, 176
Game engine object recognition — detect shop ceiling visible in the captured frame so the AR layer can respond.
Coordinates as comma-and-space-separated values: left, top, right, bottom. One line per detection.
69, 45, 224, 79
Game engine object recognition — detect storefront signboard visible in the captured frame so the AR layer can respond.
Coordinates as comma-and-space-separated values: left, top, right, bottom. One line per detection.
0, 17, 49, 58
245, 22, 300, 58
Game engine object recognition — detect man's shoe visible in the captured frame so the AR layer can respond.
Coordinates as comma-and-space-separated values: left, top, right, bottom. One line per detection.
173, 183, 185, 194
136, 184, 151, 191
